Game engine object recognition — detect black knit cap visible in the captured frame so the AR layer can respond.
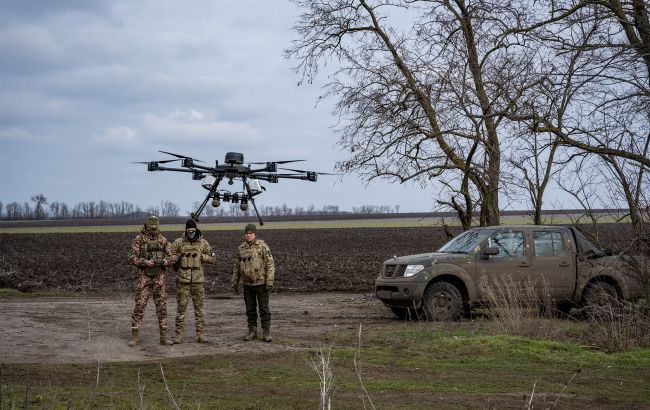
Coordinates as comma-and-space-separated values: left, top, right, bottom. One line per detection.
186, 219, 197, 230
244, 223, 256, 234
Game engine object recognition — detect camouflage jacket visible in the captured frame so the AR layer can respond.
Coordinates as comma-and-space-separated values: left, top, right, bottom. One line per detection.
128, 229, 173, 275
171, 234, 215, 284
231, 239, 275, 287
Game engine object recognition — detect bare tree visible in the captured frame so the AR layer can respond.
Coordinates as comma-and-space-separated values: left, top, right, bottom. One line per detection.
505, 131, 562, 225
287, 0, 545, 226
5, 202, 21, 220
160, 200, 180, 217
30, 194, 48, 220
511, 1, 650, 170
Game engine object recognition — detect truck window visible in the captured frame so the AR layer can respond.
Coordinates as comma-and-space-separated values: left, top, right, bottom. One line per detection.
490, 231, 524, 258
533, 231, 564, 257
438, 229, 495, 254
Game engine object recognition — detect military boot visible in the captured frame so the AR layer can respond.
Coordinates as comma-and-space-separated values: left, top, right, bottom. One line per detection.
196, 331, 208, 343
173, 330, 184, 344
262, 330, 273, 343
159, 329, 174, 346
128, 329, 139, 347
243, 327, 257, 341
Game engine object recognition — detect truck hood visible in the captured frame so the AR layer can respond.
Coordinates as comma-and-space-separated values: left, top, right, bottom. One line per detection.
384, 252, 470, 266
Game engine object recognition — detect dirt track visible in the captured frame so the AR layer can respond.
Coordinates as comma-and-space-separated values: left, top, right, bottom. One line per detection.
0, 292, 387, 364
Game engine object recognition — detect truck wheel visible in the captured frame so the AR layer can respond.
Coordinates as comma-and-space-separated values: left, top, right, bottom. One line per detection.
390, 307, 417, 321
583, 281, 619, 312
421, 281, 464, 321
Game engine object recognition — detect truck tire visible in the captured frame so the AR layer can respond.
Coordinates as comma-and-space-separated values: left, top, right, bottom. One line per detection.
583, 281, 619, 311
421, 281, 464, 321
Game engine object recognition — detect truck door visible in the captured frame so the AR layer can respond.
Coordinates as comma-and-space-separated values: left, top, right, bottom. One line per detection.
531, 230, 574, 298
476, 229, 531, 296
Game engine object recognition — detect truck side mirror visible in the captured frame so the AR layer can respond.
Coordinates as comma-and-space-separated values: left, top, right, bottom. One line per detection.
482, 246, 499, 258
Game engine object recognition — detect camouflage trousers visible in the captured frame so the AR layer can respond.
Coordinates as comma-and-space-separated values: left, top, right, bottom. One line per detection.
244, 284, 270, 331
131, 272, 168, 330
175, 282, 205, 333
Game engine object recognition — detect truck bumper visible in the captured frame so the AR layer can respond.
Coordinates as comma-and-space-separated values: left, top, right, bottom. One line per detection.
375, 279, 427, 308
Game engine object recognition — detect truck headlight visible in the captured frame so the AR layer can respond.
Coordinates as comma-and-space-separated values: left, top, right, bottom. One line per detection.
403, 264, 425, 277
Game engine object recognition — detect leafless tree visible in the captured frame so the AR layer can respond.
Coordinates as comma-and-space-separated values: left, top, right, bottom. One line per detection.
504, 131, 563, 224
160, 200, 180, 217
510, 1, 650, 170
287, 0, 545, 226
30, 194, 48, 220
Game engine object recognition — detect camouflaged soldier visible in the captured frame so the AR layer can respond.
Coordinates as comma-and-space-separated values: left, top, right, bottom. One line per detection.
231, 223, 275, 342
127, 215, 175, 346
170, 219, 215, 344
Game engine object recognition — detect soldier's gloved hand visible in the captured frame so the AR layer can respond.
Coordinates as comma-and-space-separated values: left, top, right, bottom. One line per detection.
265, 284, 273, 291
232, 285, 239, 295
146, 259, 156, 267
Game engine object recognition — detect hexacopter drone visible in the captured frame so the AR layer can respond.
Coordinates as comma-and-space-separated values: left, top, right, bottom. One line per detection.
136, 151, 334, 224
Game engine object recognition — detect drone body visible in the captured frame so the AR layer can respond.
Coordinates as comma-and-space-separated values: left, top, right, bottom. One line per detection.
137, 151, 332, 224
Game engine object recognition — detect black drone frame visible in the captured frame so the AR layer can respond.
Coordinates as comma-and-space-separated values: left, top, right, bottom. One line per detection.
137, 151, 329, 225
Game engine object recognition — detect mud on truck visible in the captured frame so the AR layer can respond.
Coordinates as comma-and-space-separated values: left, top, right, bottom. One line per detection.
375, 225, 644, 320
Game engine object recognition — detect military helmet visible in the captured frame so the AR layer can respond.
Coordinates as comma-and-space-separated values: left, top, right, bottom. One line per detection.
145, 215, 160, 230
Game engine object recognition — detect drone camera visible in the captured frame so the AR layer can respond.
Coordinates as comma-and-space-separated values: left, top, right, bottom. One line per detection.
307, 171, 317, 182
240, 197, 249, 211
182, 158, 194, 168
148, 162, 159, 171
269, 175, 279, 183
192, 172, 204, 180
211, 198, 220, 208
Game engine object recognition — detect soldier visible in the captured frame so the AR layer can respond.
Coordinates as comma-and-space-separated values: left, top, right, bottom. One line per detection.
232, 223, 275, 342
171, 219, 215, 344
127, 215, 175, 347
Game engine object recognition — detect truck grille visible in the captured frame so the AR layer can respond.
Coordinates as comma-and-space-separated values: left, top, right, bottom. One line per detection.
383, 264, 405, 277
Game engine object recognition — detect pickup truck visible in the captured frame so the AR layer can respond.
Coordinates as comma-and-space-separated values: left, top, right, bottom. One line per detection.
375, 225, 643, 320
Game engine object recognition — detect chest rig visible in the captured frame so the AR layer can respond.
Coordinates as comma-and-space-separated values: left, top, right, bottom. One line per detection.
143, 238, 164, 276
179, 242, 202, 269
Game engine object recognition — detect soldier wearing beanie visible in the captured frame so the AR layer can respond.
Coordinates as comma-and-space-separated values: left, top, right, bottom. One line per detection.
232, 223, 275, 342
170, 219, 216, 343
127, 215, 175, 347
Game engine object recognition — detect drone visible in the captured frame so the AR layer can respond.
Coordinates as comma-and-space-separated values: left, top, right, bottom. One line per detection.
136, 151, 335, 224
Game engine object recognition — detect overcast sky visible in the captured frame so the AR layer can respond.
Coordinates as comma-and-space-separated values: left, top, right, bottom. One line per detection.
0, 0, 452, 216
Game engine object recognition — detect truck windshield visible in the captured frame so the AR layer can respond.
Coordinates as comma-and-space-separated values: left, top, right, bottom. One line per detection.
438, 229, 495, 254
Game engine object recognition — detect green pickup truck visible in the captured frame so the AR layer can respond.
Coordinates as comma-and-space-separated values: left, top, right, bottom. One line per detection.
375, 225, 644, 320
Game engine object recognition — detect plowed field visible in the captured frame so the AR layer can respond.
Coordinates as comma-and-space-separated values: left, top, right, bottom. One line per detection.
0, 227, 453, 293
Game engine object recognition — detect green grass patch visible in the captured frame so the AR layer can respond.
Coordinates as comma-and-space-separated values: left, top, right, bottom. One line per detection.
3, 322, 649, 409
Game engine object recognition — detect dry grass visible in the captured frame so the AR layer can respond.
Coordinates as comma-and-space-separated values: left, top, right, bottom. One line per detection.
478, 275, 562, 338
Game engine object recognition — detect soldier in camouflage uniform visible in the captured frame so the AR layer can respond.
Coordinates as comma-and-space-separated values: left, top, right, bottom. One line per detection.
170, 219, 215, 344
127, 215, 175, 347
232, 223, 275, 342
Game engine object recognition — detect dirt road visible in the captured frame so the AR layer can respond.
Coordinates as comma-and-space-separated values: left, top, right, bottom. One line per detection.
0, 292, 387, 364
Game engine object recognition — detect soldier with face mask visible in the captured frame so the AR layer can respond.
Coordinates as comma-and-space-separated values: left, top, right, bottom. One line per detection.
170, 219, 215, 343
127, 215, 175, 347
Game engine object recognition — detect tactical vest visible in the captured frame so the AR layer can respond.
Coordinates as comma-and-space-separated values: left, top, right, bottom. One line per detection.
179, 242, 202, 269
143, 238, 164, 276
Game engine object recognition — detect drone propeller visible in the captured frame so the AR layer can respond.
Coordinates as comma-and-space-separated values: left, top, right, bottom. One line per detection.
158, 150, 204, 162
132, 158, 181, 164
248, 159, 305, 165
279, 167, 340, 175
